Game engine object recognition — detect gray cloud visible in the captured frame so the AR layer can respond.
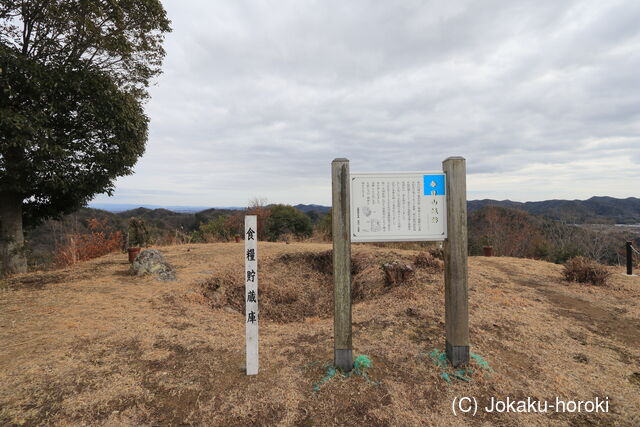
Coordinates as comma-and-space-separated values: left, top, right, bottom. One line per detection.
93, 0, 640, 206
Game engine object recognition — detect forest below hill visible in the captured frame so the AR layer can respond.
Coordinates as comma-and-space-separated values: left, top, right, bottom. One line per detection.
22, 198, 640, 270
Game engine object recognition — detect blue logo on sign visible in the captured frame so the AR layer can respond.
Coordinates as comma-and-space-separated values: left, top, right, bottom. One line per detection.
423, 174, 445, 196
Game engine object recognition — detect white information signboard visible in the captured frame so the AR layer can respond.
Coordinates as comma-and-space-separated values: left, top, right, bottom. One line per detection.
350, 172, 447, 242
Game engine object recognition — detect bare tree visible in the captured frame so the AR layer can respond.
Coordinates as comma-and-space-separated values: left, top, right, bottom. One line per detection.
246, 197, 271, 240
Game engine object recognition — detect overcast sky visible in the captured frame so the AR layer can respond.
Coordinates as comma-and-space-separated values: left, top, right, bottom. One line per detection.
92, 0, 640, 207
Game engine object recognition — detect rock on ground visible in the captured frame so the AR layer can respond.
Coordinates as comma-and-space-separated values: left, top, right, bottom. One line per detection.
131, 249, 176, 281
382, 261, 414, 286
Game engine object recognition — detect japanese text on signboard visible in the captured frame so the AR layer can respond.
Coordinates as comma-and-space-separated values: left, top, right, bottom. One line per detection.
350, 172, 447, 242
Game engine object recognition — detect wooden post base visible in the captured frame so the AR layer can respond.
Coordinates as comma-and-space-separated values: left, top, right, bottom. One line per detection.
334, 349, 353, 372
446, 341, 469, 367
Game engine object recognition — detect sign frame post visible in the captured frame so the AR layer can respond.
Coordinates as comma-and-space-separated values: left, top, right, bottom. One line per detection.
331, 156, 470, 369
245, 215, 259, 375
442, 156, 470, 367
332, 158, 353, 372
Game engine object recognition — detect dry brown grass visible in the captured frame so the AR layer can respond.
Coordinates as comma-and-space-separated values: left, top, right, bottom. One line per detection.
1, 242, 639, 426
414, 252, 444, 272
562, 256, 612, 286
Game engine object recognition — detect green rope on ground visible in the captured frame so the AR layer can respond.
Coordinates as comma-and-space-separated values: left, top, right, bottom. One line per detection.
470, 352, 494, 372
352, 355, 380, 386
312, 355, 380, 392
453, 369, 472, 382
429, 349, 494, 383
353, 355, 373, 373
429, 348, 449, 369
312, 364, 338, 392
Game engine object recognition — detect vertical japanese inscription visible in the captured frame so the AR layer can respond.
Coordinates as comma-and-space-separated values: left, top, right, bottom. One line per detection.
245, 215, 258, 375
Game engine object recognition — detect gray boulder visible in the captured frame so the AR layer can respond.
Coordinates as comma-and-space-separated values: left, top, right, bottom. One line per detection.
131, 249, 176, 281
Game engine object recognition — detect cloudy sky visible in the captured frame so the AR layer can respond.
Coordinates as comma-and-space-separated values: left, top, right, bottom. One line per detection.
92, 0, 640, 208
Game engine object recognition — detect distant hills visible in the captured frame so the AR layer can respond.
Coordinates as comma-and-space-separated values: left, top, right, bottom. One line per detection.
91, 203, 332, 215
92, 197, 640, 224
89, 203, 242, 213
90, 203, 332, 215
292, 204, 331, 214
468, 196, 640, 224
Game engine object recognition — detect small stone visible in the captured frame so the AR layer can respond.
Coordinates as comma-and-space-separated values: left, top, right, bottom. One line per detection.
130, 249, 176, 281
382, 261, 414, 286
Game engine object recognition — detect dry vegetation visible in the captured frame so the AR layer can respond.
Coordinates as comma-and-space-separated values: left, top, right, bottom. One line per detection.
562, 256, 612, 286
1, 242, 639, 426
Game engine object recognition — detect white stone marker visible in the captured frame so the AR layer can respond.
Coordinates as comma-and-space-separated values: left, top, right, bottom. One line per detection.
245, 215, 258, 375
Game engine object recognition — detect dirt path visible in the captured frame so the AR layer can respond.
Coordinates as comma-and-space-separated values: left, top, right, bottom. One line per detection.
484, 258, 640, 352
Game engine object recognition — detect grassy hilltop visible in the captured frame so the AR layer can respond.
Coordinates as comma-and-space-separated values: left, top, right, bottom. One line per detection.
1, 242, 639, 425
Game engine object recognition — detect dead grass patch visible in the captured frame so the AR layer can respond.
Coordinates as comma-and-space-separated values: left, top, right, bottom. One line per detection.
193, 249, 428, 323
414, 252, 444, 272
3, 271, 67, 290
562, 256, 612, 286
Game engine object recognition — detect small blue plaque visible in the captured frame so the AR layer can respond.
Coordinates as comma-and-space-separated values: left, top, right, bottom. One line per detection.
423, 174, 445, 196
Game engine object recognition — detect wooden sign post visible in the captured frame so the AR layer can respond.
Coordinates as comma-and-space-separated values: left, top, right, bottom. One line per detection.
332, 158, 353, 372
245, 215, 259, 375
331, 156, 470, 369
442, 157, 469, 367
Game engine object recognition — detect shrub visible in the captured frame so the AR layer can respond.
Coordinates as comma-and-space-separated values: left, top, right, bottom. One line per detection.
317, 210, 332, 240
265, 205, 313, 241
127, 217, 149, 248
189, 230, 205, 243
54, 218, 123, 266
199, 215, 232, 242
223, 212, 245, 239
562, 256, 611, 286
468, 206, 544, 258
246, 198, 271, 240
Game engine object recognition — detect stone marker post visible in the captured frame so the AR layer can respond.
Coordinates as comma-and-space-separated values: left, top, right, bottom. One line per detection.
245, 215, 259, 375
443, 156, 470, 367
332, 158, 353, 372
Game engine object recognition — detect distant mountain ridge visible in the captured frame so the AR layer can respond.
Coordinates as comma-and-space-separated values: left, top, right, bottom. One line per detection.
468, 196, 640, 224
91, 197, 640, 224
89, 203, 243, 213
293, 204, 331, 214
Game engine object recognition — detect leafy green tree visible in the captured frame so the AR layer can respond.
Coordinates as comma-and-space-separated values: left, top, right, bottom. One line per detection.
199, 215, 232, 242
304, 210, 320, 224
0, 1, 171, 275
265, 205, 313, 241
